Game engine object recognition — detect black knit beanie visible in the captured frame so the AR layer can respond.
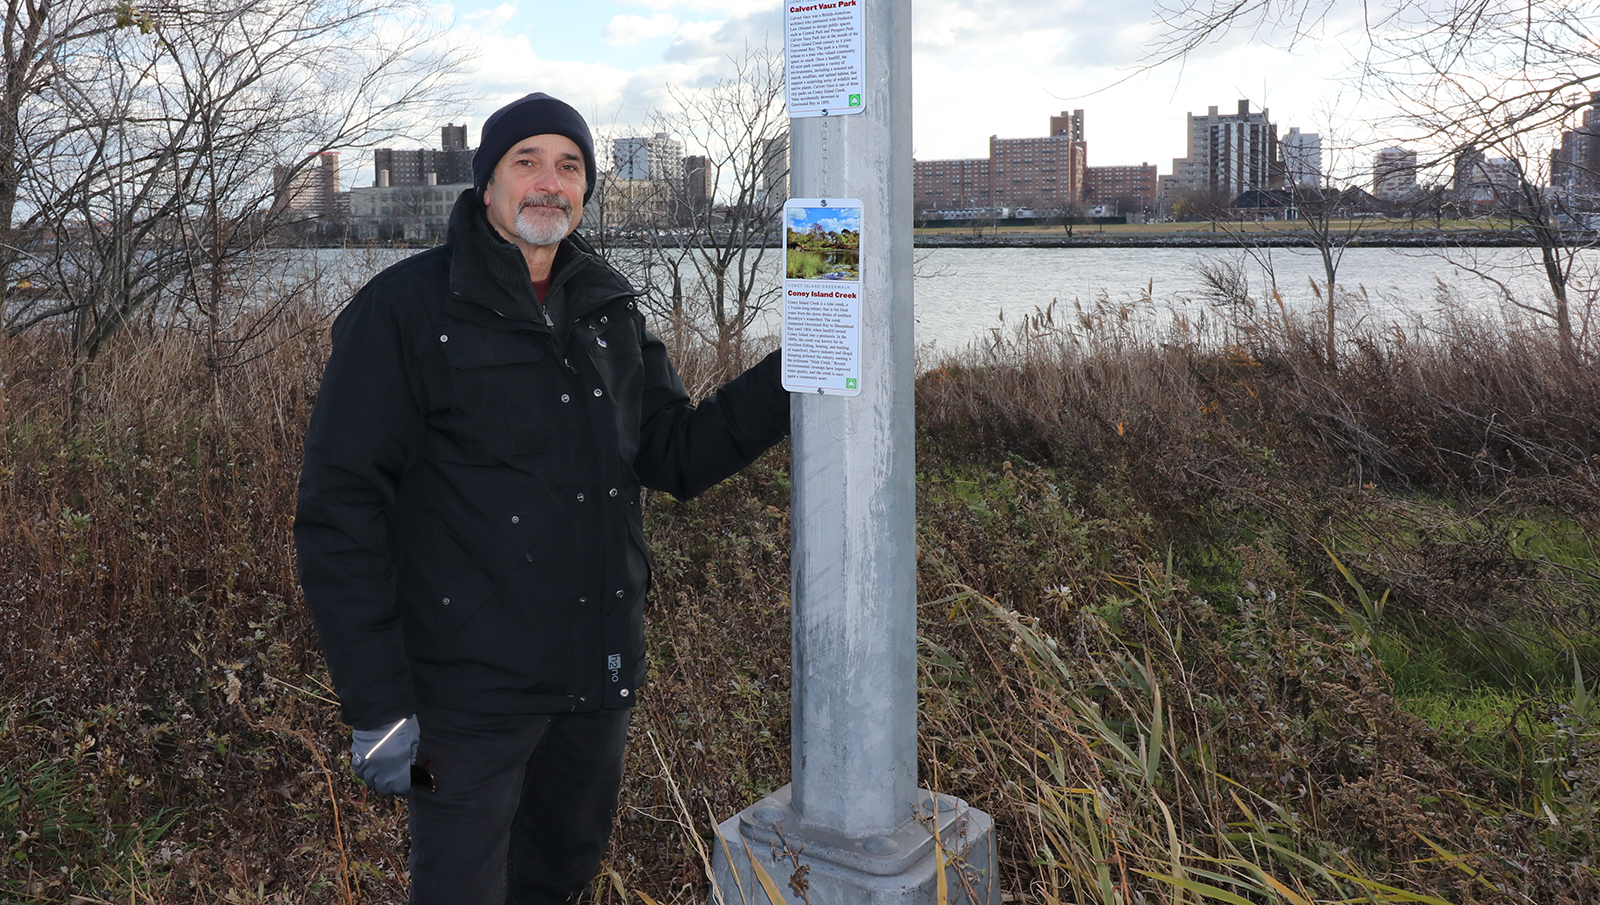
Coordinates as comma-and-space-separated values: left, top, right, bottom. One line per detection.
473, 93, 596, 203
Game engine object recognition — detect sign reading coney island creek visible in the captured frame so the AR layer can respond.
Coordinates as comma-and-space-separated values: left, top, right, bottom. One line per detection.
782, 199, 863, 396
785, 0, 865, 118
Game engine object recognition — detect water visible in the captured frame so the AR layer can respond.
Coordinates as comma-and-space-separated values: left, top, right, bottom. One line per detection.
914, 245, 1600, 352
298, 244, 1596, 352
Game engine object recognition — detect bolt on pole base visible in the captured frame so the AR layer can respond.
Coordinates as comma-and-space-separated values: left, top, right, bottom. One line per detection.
710, 785, 1000, 905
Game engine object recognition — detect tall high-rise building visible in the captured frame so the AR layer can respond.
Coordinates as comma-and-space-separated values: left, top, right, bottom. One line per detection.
1169, 100, 1281, 197
760, 133, 789, 204
988, 112, 1087, 212
1050, 109, 1084, 141
1372, 146, 1418, 200
1282, 127, 1322, 187
612, 133, 684, 181
1552, 92, 1600, 202
441, 124, 468, 152
685, 155, 711, 212
272, 151, 341, 216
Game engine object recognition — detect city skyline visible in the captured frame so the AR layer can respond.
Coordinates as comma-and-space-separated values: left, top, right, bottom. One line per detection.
435, 0, 1376, 172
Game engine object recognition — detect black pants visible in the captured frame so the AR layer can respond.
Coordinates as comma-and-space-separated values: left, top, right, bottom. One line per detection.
408, 704, 632, 905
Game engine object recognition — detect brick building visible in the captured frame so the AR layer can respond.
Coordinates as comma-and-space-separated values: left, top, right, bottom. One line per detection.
912, 110, 1086, 218
1083, 163, 1158, 213
989, 129, 1086, 214
373, 124, 474, 187
913, 158, 992, 216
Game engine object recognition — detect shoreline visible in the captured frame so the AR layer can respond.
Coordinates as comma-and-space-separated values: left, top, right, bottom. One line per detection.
277, 227, 1597, 251
909, 228, 1596, 249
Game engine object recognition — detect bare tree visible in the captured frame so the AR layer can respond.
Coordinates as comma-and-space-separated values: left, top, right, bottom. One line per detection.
1058, 198, 1087, 237
634, 46, 788, 376
1286, 157, 1386, 369
1167, 184, 1232, 224
0, 0, 121, 420
5, 0, 462, 406
1153, 0, 1600, 149
1155, 0, 1600, 359
1373, 20, 1599, 359
1432, 145, 1596, 362
1, 0, 117, 290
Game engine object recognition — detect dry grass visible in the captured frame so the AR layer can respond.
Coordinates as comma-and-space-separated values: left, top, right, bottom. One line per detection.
910, 291, 1600, 904
2, 283, 1597, 903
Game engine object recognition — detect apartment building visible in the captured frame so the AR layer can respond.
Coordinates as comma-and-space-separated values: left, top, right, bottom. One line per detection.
272, 151, 340, 217
912, 111, 1086, 217
913, 158, 993, 216
373, 125, 474, 188
989, 110, 1086, 214
1282, 127, 1322, 187
613, 133, 684, 182
685, 155, 710, 213
1168, 100, 1282, 197
1552, 92, 1600, 202
1083, 163, 1158, 213
1372, 146, 1419, 200
759, 133, 789, 206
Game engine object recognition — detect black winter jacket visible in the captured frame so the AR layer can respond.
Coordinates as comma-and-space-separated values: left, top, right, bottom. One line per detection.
295, 192, 790, 729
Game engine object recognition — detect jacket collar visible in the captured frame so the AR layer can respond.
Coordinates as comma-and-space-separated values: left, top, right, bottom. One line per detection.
444, 189, 634, 326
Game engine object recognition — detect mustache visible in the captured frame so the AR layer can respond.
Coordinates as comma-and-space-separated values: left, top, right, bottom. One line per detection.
518, 193, 572, 215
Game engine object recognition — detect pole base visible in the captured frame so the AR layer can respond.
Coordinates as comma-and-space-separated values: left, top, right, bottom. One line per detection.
709, 785, 999, 905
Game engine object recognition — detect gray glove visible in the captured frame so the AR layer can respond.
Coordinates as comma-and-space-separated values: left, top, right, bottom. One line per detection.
350, 715, 419, 796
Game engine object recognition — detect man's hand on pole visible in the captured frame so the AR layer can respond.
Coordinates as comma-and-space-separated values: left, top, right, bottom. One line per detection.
350, 715, 419, 796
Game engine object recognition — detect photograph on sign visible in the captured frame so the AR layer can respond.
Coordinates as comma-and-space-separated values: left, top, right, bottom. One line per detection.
782, 199, 863, 396
784, 0, 865, 118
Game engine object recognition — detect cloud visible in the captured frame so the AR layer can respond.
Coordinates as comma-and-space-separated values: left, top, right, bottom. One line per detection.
432, 0, 1393, 185
662, 10, 784, 66
604, 13, 680, 47
788, 207, 862, 232
624, 0, 776, 15
461, 2, 517, 27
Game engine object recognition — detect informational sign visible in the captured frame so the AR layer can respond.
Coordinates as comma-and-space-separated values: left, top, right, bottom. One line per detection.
782, 199, 862, 396
784, 0, 865, 118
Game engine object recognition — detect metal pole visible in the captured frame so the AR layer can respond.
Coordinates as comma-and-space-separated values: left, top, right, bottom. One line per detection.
785, 0, 917, 838
711, 0, 997, 899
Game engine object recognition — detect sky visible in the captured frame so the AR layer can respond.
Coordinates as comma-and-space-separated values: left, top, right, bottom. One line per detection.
788, 205, 863, 235
418, 0, 1383, 179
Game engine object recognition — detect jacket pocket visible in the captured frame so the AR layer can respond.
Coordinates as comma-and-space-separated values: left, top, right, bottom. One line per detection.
394, 504, 520, 641
440, 328, 566, 457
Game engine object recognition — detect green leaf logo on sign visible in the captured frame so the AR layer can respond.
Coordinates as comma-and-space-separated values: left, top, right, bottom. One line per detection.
846, 378, 858, 389
849, 94, 862, 107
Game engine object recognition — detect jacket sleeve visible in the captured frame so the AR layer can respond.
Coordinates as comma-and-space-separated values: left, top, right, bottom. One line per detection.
634, 338, 792, 501
294, 286, 424, 729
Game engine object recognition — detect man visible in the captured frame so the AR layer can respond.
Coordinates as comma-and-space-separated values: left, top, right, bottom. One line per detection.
294, 93, 790, 903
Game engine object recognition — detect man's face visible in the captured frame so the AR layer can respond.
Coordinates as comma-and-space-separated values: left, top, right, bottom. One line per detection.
483, 133, 586, 248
